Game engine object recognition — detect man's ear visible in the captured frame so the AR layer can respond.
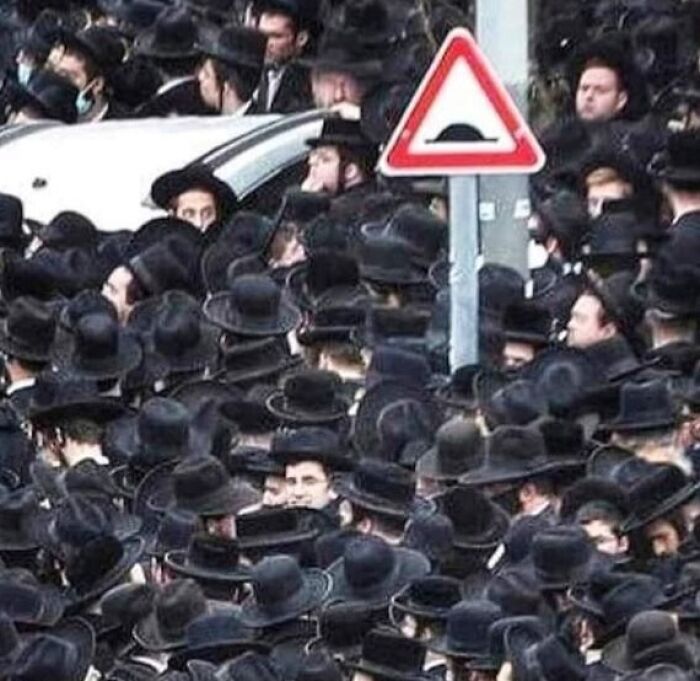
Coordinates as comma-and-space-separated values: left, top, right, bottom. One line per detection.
615, 89, 629, 114
295, 29, 309, 51
92, 76, 106, 96
343, 161, 361, 185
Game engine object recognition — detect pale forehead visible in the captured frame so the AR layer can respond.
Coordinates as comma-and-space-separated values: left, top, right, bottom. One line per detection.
175, 188, 217, 207
579, 65, 622, 89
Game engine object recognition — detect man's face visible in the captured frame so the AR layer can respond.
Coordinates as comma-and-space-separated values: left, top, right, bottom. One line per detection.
587, 178, 632, 218
55, 51, 90, 90
262, 474, 288, 507
257, 12, 298, 65
576, 66, 628, 123
285, 460, 332, 509
311, 69, 365, 108
567, 294, 614, 349
503, 341, 535, 370
303, 145, 342, 194
172, 189, 218, 231
582, 519, 627, 556
197, 58, 222, 110
645, 518, 681, 556
102, 265, 133, 324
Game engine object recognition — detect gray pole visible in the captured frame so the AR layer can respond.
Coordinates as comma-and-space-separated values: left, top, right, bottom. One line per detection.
449, 175, 479, 370
476, 0, 531, 276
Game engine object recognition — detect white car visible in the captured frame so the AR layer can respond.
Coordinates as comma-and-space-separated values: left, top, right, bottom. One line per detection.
0, 110, 326, 232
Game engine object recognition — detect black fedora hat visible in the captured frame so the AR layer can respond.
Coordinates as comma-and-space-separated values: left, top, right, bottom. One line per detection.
145, 294, 220, 379
37, 211, 100, 252
0, 488, 48, 552
355, 306, 431, 352
147, 508, 199, 558
52, 312, 142, 380
266, 370, 350, 426
602, 378, 680, 432
434, 363, 480, 411
375, 398, 435, 467
8, 618, 95, 681
484, 567, 544, 617
633, 253, 700, 320
0, 296, 57, 362
481, 379, 547, 430
99, 582, 156, 637
502, 300, 552, 347
125, 217, 204, 262
559, 476, 628, 522
220, 385, 279, 435
240, 554, 330, 628
361, 204, 447, 269
648, 129, 700, 186
98, 0, 165, 37
60, 25, 126, 74
621, 464, 700, 533
429, 599, 503, 660
309, 599, 380, 658
165, 533, 251, 584
358, 236, 427, 286
133, 579, 207, 652
581, 211, 645, 266
168, 608, 269, 671
270, 427, 352, 471
587, 445, 654, 489
26, 372, 125, 427
151, 164, 238, 223
390, 575, 463, 622
439, 485, 509, 550
296, 302, 368, 348
506, 628, 588, 681
531, 525, 593, 591
236, 507, 321, 562
198, 24, 267, 71
343, 626, 430, 681
133, 6, 200, 60
13, 69, 78, 124
416, 418, 484, 481
306, 118, 376, 151
601, 610, 700, 673
327, 535, 430, 606
0, 569, 65, 627
535, 417, 588, 475
204, 274, 301, 337
333, 458, 433, 519
460, 425, 550, 486
148, 455, 260, 517
215, 336, 301, 387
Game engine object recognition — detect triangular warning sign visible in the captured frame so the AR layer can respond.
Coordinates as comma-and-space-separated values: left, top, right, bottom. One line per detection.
379, 27, 545, 177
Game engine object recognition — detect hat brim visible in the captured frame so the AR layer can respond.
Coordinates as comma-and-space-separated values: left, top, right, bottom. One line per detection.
428, 635, 491, 660
621, 480, 700, 534
148, 479, 260, 518
342, 659, 431, 681
44, 617, 97, 681
51, 333, 143, 380
239, 569, 330, 628
213, 354, 303, 387
164, 550, 252, 583
359, 263, 427, 286
415, 447, 471, 481
0, 325, 51, 362
327, 547, 430, 605
133, 32, 201, 60
167, 637, 271, 671
265, 391, 350, 425
146, 324, 221, 379
203, 292, 301, 337
601, 630, 700, 673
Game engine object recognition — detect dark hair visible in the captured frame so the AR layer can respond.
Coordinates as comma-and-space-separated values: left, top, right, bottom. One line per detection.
575, 500, 624, 529
212, 59, 263, 105
125, 269, 146, 306
63, 46, 100, 82
8, 355, 48, 374
257, 8, 300, 37
339, 146, 377, 183
62, 418, 103, 445
350, 504, 407, 537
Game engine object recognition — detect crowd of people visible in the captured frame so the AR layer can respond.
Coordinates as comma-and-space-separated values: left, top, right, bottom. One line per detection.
0, 1, 699, 681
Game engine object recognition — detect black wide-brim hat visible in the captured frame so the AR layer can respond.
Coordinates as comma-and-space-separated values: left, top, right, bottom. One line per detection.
51, 331, 143, 381
0, 579, 65, 627
64, 537, 145, 615
327, 547, 430, 606
305, 117, 378, 150
0, 505, 50, 552
240, 569, 330, 628
151, 166, 238, 222
600, 409, 679, 434
332, 473, 433, 520
0, 321, 53, 363
343, 657, 430, 681
621, 479, 700, 534
265, 390, 350, 426
214, 337, 302, 386
26, 392, 126, 427
203, 292, 301, 337
301, 45, 383, 79
146, 322, 221, 379
168, 636, 270, 671
164, 549, 251, 584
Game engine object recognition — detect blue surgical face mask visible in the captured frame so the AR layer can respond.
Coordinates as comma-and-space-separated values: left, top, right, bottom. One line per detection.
17, 62, 33, 87
75, 86, 93, 117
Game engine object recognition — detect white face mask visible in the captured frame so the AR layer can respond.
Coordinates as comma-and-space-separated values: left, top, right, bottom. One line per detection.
17, 62, 33, 86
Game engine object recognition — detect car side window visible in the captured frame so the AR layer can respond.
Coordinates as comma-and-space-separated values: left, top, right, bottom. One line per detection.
239, 159, 308, 217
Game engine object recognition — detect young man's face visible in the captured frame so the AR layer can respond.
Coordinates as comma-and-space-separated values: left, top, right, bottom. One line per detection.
303, 145, 342, 194
582, 519, 627, 556
257, 12, 301, 65
101, 265, 133, 324
575, 66, 628, 123
566, 293, 615, 349
197, 58, 222, 111
285, 460, 332, 509
55, 50, 91, 90
502, 341, 535, 370
262, 474, 288, 507
172, 189, 218, 231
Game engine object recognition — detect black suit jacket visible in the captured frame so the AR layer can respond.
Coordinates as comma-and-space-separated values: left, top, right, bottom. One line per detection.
250, 61, 313, 114
135, 77, 213, 118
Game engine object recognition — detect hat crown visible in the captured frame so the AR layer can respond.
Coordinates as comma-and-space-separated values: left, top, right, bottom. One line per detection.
601, 575, 664, 626
627, 464, 688, 514
100, 583, 155, 626
213, 25, 267, 65
155, 579, 207, 638
318, 600, 374, 646
616, 379, 676, 428
486, 425, 547, 468
627, 611, 678, 655
253, 555, 304, 606
354, 459, 415, 505
406, 576, 462, 609
155, 509, 199, 553
11, 634, 79, 681
138, 398, 190, 449
343, 536, 395, 589
6, 297, 55, 349
188, 533, 240, 569
0, 613, 19, 657
75, 313, 119, 361
445, 600, 503, 653
231, 275, 281, 318
361, 236, 415, 271
153, 8, 197, 50
173, 455, 230, 504
184, 610, 250, 648
154, 305, 202, 356
436, 419, 482, 461
55, 496, 111, 547
442, 486, 496, 536
361, 626, 426, 672
272, 426, 340, 461
282, 370, 342, 410
532, 526, 591, 578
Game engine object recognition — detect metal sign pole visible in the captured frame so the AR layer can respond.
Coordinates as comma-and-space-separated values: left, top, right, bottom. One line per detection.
449, 175, 479, 371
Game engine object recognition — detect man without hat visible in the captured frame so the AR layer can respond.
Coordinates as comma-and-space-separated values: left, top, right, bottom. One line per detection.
248, 0, 314, 113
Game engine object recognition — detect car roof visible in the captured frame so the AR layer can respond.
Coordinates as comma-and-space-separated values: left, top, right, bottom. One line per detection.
0, 114, 285, 231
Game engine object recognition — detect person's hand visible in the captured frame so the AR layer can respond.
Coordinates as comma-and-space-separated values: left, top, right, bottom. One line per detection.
330, 102, 361, 120
301, 173, 324, 192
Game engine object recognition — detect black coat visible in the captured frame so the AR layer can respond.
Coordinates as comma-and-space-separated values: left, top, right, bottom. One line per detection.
250, 61, 313, 114
135, 77, 213, 118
